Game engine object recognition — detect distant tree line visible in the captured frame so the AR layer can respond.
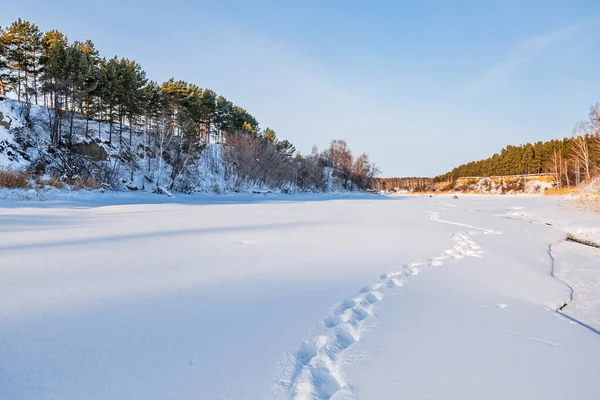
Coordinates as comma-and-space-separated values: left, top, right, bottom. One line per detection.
373, 177, 433, 192
434, 106, 600, 188
0, 18, 378, 192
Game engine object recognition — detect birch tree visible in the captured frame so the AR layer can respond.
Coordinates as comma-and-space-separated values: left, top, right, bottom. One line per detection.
572, 122, 591, 182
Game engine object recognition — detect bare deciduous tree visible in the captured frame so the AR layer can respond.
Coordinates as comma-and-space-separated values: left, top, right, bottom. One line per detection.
572, 122, 592, 182
548, 148, 563, 188
152, 113, 175, 192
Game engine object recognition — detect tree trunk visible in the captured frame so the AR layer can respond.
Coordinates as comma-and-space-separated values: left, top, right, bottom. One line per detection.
98, 100, 103, 139
85, 111, 90, 136
58, 113, 63, 146
33, 67, 38, 105
147, 117, 151, 173
109, 108, 113, 143
69, 109, 74, 147
24, 70, 29, 103
17, 66, 21, 102
119, 113, 123, 148
585, 161, 590, 182
129, 115, 133, 148
558, 156, 562, 188
129, 115, 135, 182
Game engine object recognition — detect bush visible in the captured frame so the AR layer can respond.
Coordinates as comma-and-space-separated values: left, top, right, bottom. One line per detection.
69, 176, 99, 190
223, 134, 296, 190
0, 169, 30, 188
35, 175, 65, 189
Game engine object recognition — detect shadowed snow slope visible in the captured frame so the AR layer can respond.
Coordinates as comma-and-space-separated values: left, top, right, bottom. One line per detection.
0, 193, 599, 399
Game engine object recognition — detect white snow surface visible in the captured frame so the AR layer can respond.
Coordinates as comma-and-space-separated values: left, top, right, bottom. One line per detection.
1, 193, 599, 399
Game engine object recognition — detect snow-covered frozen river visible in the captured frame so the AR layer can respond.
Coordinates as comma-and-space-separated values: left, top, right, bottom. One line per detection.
1, 193, 599, 399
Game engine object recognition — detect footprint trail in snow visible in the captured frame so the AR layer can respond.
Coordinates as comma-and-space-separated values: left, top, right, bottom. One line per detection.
284, 211, 501, 400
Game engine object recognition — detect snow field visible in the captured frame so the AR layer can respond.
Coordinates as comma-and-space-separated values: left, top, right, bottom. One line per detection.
0, 193, 599, 400
286, 215, 497, 399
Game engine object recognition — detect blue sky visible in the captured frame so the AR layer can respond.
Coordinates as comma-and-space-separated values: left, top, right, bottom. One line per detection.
3, 1, 600, 176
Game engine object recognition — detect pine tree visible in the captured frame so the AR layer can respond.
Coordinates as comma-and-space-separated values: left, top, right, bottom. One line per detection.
276, 139, 295, 157
1, 19, 43, 102
40, 29, 68, 108
73, 40, 100, 135
26, 23, 43, 104
118, 58, 147, 146
214, 95, 233, 141
41, 39, 69, 145
0, 25, 11, 96
231, 106, 258, 134
1, 19, 27, 101
264, 127, 276, 142
99, 57, 119, 142
200, 89, 216, 142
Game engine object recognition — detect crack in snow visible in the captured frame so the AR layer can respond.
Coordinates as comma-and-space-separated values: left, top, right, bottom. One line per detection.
501, 330, 560, 347
428, 211, 502, 235
548, 242, 574, 312
547, 243, 600, 336
497, 209, 599, 336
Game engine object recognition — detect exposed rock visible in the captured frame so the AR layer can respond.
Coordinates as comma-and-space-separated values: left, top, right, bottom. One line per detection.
0, 111, 11, 129
71, 142, 108, 161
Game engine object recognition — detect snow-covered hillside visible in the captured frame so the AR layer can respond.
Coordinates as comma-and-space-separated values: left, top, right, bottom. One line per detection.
0, 193, 598, 399
0, 96, 31, 169
0, 96, 345, 196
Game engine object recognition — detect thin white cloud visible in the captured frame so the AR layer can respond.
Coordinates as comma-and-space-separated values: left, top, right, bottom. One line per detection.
457, 22, 590, 100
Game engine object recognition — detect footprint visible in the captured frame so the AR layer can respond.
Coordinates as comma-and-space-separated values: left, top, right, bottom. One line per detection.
362, 291, 384, 304
335, 324, 360, 349
296, 335, 329, 365
238, 240, 259, 245
380, 271, 402, 279
359, 283, 385, 293
408, 261, 426, 268
287, 223, 496, 399
387, 277, 403, 288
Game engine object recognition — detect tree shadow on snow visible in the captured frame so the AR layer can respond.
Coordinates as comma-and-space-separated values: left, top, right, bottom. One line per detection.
0, 220, 325, 253
0, 191, 408, 210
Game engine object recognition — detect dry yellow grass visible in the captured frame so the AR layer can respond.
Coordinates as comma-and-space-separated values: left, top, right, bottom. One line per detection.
544, 187, 580, 196
46, 176, 65, 189
70, 176, 99, 190
3, 172, 98, 191
572, 197, 600, 213
0, 169, 30, 189
35, 175, 65, 189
